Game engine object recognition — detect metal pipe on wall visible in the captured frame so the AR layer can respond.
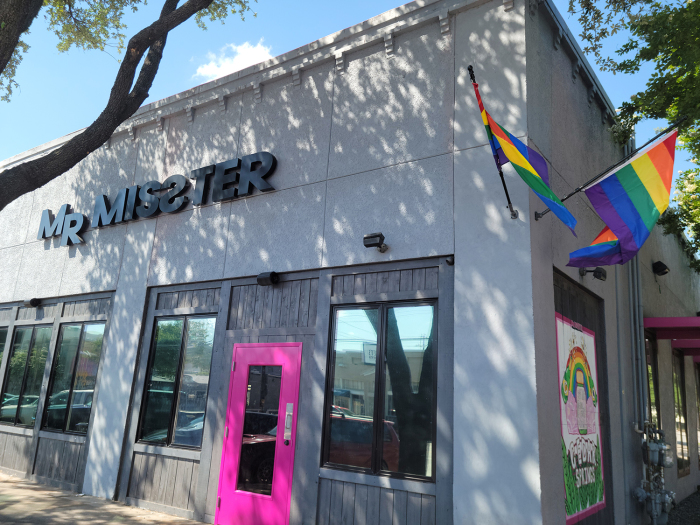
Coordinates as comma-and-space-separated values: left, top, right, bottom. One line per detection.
628, 259, 642, 428
635, 257, 648, 424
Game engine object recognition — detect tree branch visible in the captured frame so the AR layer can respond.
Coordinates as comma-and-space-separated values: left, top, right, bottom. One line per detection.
0, 0, 44, 75
0, 0, 218, 212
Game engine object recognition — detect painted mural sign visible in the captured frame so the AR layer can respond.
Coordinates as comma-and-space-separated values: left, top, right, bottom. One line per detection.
556, 313, 605, 523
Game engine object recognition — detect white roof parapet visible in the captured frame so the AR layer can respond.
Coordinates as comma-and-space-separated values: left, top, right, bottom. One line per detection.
1, 0, 620, 170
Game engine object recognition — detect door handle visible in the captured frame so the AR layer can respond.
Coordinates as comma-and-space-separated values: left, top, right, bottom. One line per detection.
284, 402, 293, 441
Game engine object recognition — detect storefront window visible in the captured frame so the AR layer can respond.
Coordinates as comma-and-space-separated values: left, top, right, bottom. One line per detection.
672, 350, 690, 477
138, 316, 216, 448
0, 326, 52, 427
645, 336, 661, 428
324, 303, 436, 479
43, 323, 105, 434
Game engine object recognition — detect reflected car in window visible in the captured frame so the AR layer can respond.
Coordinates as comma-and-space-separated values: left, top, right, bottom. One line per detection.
328, 411, 399, 471
44, 390, 94, 433
1, 395, 40, 426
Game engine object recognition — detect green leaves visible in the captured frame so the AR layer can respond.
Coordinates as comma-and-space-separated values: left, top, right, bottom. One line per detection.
572, 0, 699, 265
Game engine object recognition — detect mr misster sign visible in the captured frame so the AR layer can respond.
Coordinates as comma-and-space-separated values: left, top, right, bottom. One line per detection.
37, 152, 276, 246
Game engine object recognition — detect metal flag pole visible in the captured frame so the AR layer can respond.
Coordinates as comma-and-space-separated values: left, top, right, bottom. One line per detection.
534, 116, 687, 220
468, 65, 519, 220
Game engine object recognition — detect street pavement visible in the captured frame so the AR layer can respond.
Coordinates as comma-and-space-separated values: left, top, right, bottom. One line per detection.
0, 472, 202, 524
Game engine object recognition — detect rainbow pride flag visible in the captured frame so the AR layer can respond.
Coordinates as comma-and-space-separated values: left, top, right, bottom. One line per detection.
582, 130, 677, 264
567, 226, 622, 267
471, 82, 577, 234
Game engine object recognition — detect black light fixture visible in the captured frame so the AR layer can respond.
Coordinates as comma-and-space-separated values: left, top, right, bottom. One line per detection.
652, 261, 670, 276
363, 232, 388, 253
257, 272, 280, 286
23, 298, 41, 308
579, 267, 607, 282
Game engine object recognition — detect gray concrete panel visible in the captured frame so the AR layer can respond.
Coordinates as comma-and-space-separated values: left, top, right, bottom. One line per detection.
148, 202, 232, 286
0, 246, 23, 303
82, 219, 156, 499
328, 22, 453, 179
25, 134, 138, 245
454, 0, 527, 152
453, 145, 541, 525
58, 224, 127, 296
238, 64, 334, 191
133, 121, 170, 186
13, 238, 67, 302
162, 97, 242, 184
323, 154, 453, 267
0, 192, 33, 250
223, 182, 325, 278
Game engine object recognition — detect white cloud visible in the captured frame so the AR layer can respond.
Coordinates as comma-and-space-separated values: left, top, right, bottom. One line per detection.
194, 39, 273, 81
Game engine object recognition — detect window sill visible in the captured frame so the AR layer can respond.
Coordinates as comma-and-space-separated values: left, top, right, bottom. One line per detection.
133, 442, 201, 461
318, 467, 435, 495
0, 425, 32, 436
38, 430, 86, 443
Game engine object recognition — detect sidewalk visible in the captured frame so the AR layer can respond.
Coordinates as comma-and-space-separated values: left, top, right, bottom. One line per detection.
0, 472, 202, 524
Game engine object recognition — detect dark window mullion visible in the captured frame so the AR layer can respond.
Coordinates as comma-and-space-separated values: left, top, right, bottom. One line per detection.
63, 324, 86, 432
371, 305, 388, 474
167, 318, 189, 445
15, 327, 37, 426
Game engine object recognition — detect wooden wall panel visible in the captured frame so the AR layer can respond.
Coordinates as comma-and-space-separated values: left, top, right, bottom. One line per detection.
0, 309, 12, 322
62, 298, 112, 317
0, 432, 33, 473
315, 480, 435, 525
331, 268, 438, 297
127, 452, 199, 510
156, 288, 221, 311
227, 279, 319, 330
16, 303, 60, 321
32, 438, 85, 485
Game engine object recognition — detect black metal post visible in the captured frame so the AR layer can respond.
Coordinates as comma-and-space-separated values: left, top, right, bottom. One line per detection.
469, 64, 518, 220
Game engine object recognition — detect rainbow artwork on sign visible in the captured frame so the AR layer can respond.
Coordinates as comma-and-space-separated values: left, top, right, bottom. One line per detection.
556, 314, 605, 523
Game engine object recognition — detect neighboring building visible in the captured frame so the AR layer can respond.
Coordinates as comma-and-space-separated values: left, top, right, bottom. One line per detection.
0, 0, 698, 523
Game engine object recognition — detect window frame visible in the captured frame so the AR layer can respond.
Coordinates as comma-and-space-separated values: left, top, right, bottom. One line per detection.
0, 324, 53, 428
40, 322, 106, 435
136, 314, 217, 450
672, 349, 690, 478
645, 334, 661, 428
321, 300, 438, 482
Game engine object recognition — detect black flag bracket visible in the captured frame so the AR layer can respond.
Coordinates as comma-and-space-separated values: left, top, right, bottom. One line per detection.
469, 65, 518, 220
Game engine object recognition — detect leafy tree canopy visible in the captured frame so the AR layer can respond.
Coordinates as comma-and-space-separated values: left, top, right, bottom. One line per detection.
569, 0, 700, 267
0, 0, 253, 212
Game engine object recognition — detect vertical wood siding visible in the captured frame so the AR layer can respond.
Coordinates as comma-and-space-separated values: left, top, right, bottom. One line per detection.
32, 437, 85, 487
16, 303, 60, 321
61, 298, 112, 317
316, 479, 435, 525
227, 279, 319, 330
156, 288, 221, 311
0, 308, 12, 322
331, 268, 438, 297
127, 452, 199, 510
0, 432, 33, 473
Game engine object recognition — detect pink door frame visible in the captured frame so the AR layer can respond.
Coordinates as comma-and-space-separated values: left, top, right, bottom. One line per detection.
215, 342, 302, 525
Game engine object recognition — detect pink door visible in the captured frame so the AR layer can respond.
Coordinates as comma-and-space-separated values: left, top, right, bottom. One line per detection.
215, 343, 302, 525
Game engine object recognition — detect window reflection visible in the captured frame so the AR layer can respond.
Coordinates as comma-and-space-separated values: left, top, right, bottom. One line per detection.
0, 326, 52, 427
672, 351, 690, 476
66, 324, 105, 433
140, 319, 184, 444
44, 325, 81, 431
172, 317, 216, 447
139, 316, 216, 448
237, 366, 281, 495
383, 306, 434, 477
328, 309, 378, 469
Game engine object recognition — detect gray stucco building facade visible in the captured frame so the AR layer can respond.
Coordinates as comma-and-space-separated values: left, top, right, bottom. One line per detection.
0, 0, 699, 523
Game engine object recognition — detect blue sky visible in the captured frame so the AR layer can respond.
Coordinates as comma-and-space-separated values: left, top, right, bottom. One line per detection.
0, 0, 691, 179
